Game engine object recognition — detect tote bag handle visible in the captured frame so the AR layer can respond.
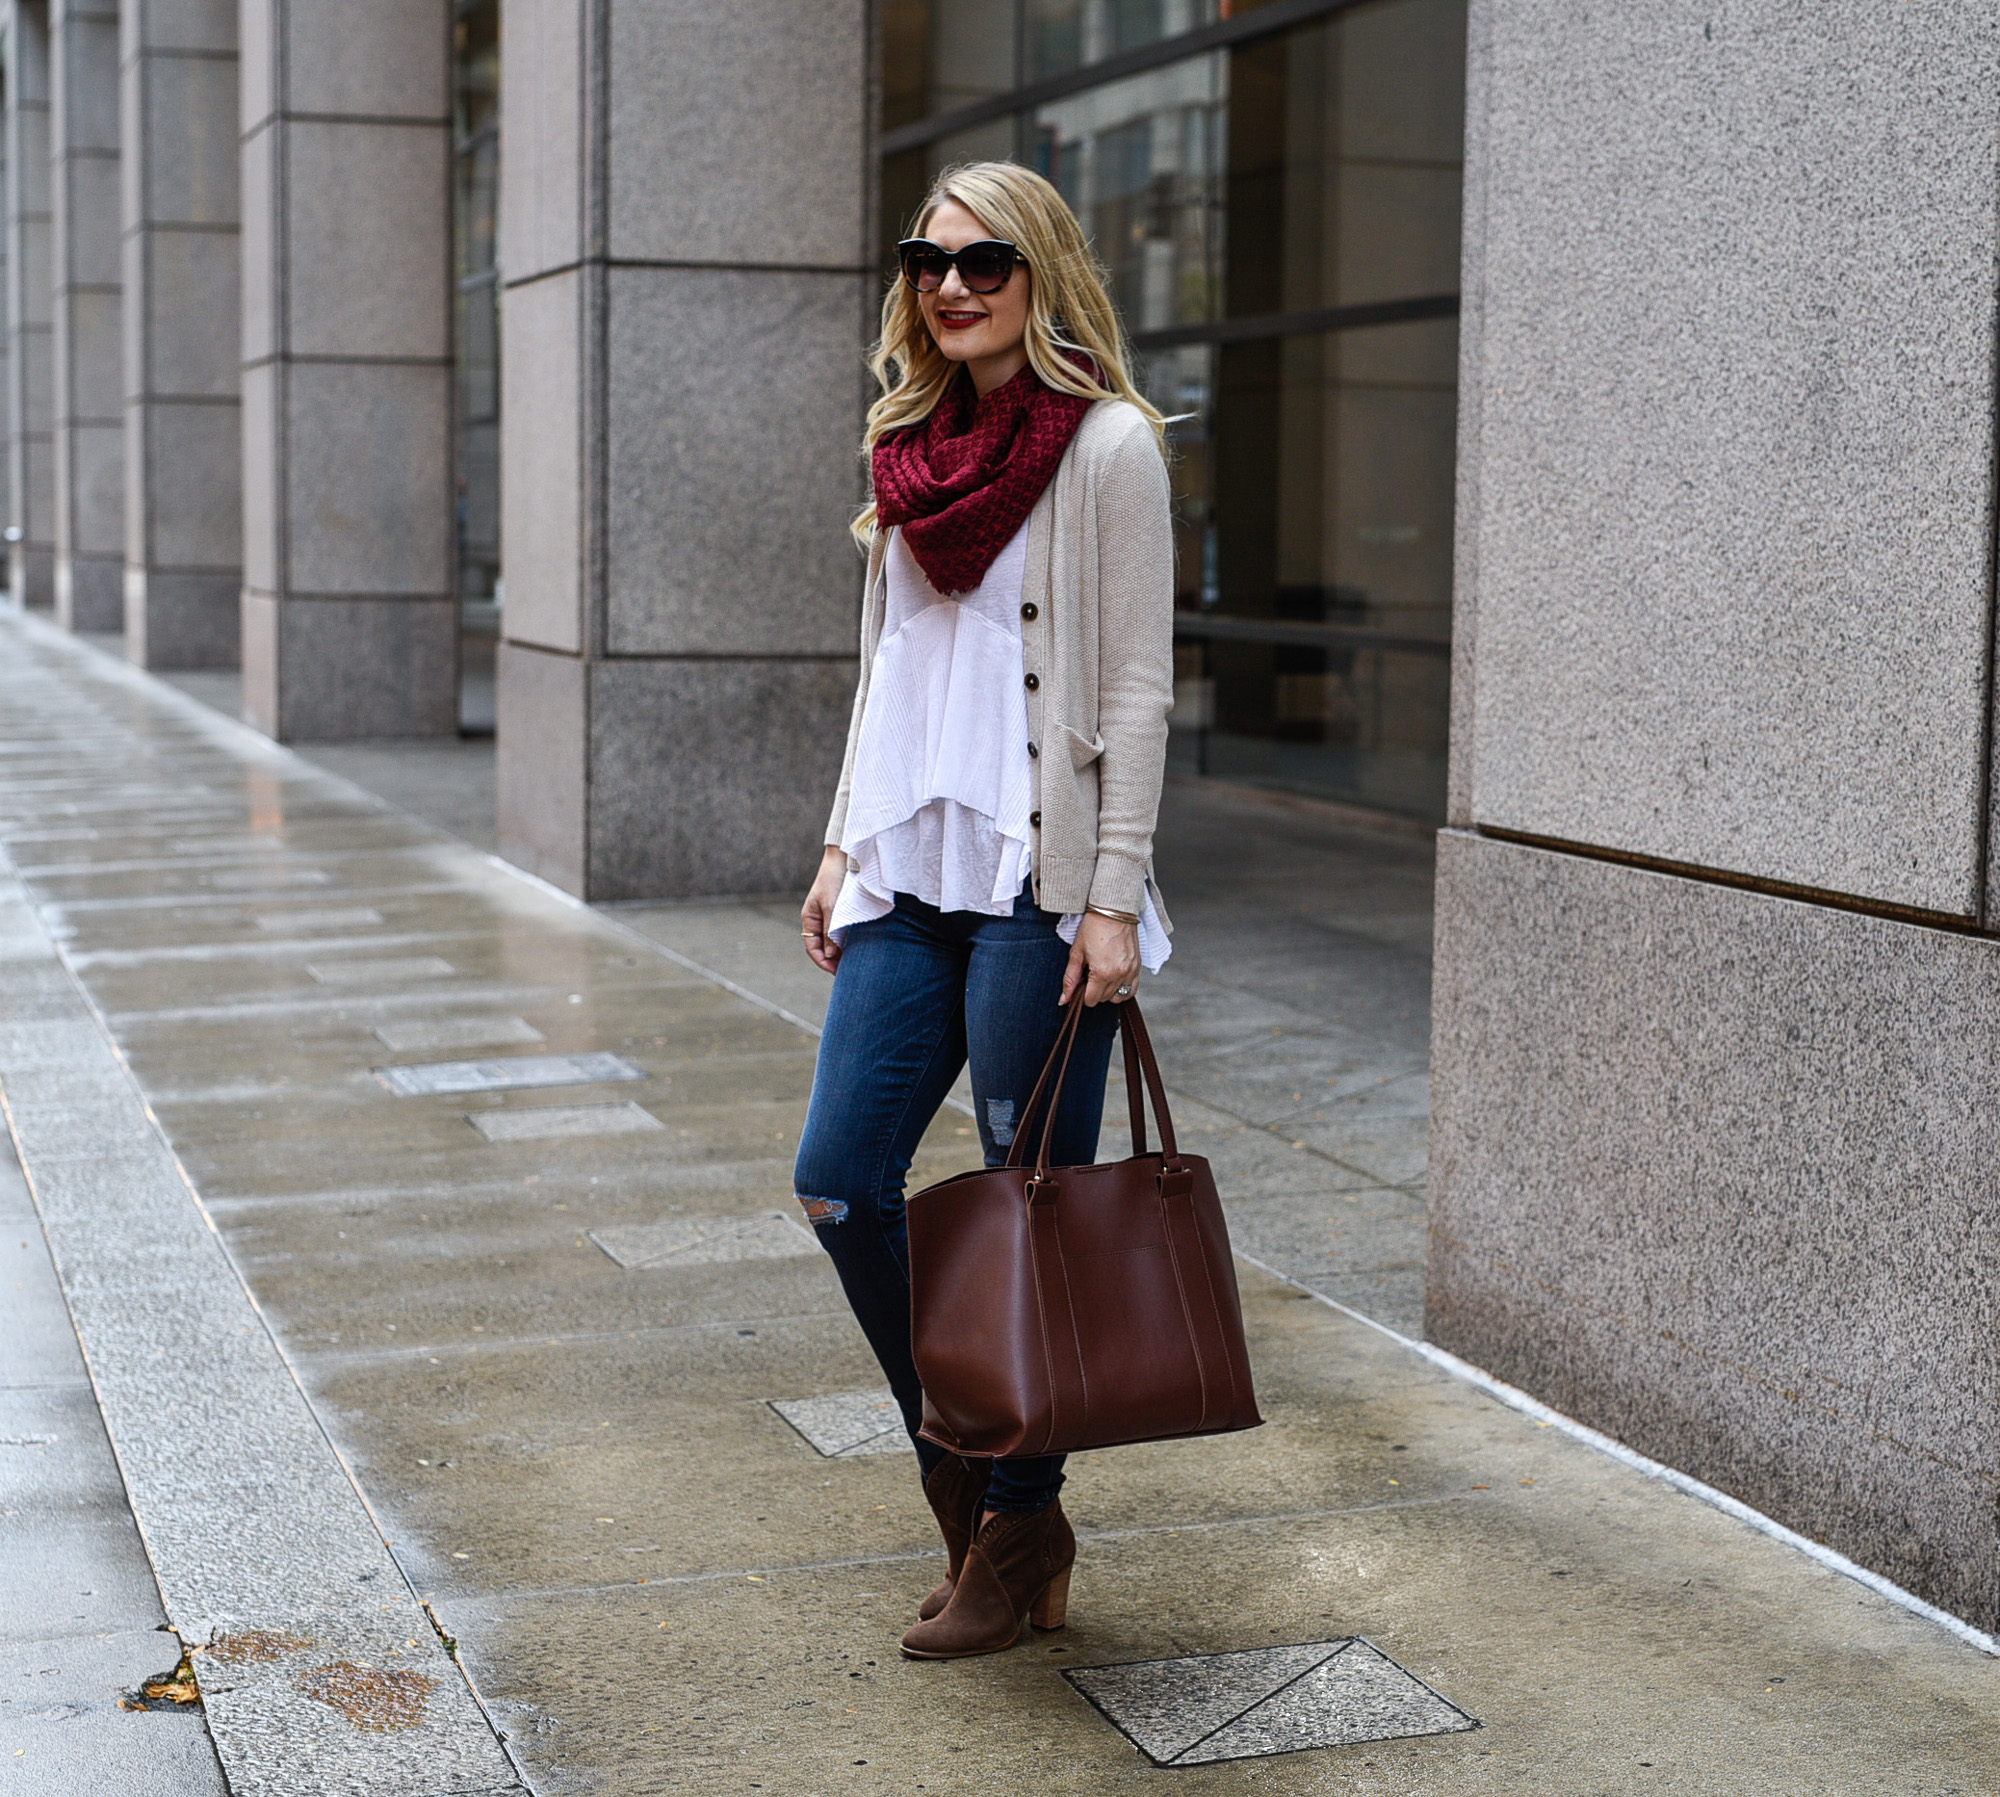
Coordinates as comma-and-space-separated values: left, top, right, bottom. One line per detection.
1002, 997, 1181, 1176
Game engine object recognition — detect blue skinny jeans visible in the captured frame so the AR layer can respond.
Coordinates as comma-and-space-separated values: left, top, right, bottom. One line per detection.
793, 886, 1120, 1513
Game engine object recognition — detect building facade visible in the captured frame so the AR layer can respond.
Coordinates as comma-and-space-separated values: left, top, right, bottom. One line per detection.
883, 0, 1465, 821
1431, 1, 2000, 1633
2, 0, 1989, 1631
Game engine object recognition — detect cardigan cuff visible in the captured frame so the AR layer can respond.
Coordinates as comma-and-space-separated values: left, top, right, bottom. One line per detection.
1085, 850, 1149, 918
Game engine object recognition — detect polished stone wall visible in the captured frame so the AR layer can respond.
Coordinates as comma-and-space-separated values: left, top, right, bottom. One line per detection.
1433, 0, 2000, 1628
237, 0, 454, 739
0, 22, 14, 580
1429, 832, 2000, 1630
49, 0, 119, 630
1453, 3, 2000, 917
120, 0, 238, 669
4, 3, 52, 607
495, 0, 870, 898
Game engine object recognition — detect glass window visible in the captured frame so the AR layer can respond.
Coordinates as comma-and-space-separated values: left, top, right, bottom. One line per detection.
878, 0, 1467, 820
892, 2, 1314, 103
884, 0, 1020, 134
1026, 1, 1225, 81
1033, 54, 1226, 334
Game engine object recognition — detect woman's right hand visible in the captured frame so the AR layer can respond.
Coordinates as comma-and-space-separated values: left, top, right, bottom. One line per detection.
801, 845, 848, 974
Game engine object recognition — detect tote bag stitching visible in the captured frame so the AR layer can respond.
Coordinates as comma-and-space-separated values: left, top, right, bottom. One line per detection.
1187, 1184, 1233, 1429
1155, 1179, 1213, 1422
1048, 1200, 1092, 1434
1025, 1193, 1063, 1456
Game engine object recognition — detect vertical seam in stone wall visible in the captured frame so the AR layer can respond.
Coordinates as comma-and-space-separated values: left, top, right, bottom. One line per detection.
582, 0, 611, 886
861, 0, 882, 513
46, 0, 61, 581
862, 0, 881, 268
1977, 158, 2000, 927
1444, 0, 1490, 833
441, 1, 458, 699
272, 2, 289, 621
128, 16, 148, 583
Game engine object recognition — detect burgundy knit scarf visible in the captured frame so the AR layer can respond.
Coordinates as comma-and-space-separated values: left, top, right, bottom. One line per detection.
872, 364, 1091, 595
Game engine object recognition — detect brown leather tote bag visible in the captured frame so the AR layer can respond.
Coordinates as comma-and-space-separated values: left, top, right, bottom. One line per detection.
908, 998, 1263, 1459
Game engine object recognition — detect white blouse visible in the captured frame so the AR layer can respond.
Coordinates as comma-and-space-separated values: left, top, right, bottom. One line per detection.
829, 522, 1170, 971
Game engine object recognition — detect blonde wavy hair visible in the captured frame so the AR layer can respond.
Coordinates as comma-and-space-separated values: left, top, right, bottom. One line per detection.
853, 161, 1165, 547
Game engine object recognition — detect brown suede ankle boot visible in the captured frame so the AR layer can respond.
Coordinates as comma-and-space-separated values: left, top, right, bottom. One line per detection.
899, 1499, 1075, 1659
917, 1454, 991, 1622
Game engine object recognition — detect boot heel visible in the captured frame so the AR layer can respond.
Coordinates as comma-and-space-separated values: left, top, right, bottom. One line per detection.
1030, 1567, 1071, 1630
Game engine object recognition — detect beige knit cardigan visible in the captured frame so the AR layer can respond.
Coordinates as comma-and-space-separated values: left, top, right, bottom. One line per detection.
824, 397, 1175, 929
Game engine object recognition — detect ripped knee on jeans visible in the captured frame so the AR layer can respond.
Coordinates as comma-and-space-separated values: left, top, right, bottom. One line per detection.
797, 1193, 849, 1225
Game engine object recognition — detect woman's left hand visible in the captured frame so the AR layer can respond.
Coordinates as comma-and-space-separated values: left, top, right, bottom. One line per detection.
1062, 912, 1140, 1007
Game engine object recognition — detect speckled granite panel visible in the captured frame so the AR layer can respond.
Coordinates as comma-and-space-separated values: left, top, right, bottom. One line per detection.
1463, 5, 2000, 914
1427, 831, 2000, 1629
587, 655, 855, 900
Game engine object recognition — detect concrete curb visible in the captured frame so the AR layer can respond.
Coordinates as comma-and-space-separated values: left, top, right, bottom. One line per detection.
0, 854, 526, 1795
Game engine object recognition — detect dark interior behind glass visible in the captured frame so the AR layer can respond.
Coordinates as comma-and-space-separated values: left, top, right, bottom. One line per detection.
879, 0, 1466, 821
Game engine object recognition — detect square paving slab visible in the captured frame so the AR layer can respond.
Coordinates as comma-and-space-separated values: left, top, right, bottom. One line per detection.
307, 955, 457, 984
372, 1016, 546, 1053
590, 1210, 818, 1269
770, 1389, 913, 1458
375, 1050, 645, 1097
467, 1102, 665, 1143
1066, 1636, 1478, 1766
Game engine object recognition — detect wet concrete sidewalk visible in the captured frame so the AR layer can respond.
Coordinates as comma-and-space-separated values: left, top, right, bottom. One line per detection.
1, 610, 1994, 1794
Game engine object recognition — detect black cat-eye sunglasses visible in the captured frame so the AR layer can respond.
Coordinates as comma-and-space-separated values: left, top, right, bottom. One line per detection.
896, 238, 1027, 295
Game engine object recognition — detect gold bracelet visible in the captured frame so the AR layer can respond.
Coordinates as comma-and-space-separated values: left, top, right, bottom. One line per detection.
1086, 903, 1140, 925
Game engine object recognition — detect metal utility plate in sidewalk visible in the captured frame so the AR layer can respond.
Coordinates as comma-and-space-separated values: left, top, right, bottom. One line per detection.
373, 1015, 545, 1052
467, 1102, 663, 1142
309, 955, 456, 984
375, 1050, 643, 1097
1065, 1636, 1478, 1766
591, 1211, 818, 1269
770, 1389, 912, 1457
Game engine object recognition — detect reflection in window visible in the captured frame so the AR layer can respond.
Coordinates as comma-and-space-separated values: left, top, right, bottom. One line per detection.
1027, 1, 1224, 80
1034, 55, 1225, 333
878, 0, 1467, 819
454, 0, 500, 732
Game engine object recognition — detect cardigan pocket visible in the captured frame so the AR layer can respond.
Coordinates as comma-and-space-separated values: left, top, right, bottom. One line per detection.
1060, 724, 1105, 770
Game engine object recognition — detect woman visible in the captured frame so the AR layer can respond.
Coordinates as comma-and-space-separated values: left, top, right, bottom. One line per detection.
792, 161, 1175, 1660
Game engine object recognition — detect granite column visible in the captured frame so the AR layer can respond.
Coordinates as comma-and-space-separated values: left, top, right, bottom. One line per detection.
238, 0, 454, 738
120, 0, 237, 668
49, 0, 117, 629
495, 0, 871, 897
3, 3, 50, 607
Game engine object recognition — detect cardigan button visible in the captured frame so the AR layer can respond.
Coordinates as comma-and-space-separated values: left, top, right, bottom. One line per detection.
1030, 811, 1041, 827
1023, 672, 1039, 691
1027, 741, 1038, 759
1020, 601, 1038, 620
